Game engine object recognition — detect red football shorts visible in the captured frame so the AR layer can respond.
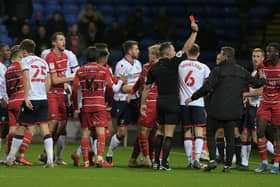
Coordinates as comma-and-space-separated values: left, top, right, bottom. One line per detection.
257, 101, 280, 126
8, 101, 22, 127
138, 101, 158, 128
106, 111, 112, 122
48, 94, 67, 120
81, 111, 108, 128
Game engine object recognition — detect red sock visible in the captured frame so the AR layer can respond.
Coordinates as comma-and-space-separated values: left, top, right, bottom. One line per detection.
257, 137, 268, 161
139, 132, 149, 157
19, 132, 33, 156
273, 144, 280, 164
97, 134, 105, 157
148, 133, 156, 160
131, 136, 140, 159
81, 137, 89, 162
159, 150, 163, 160
202, 127, 208, 152
5, 133, 15, 155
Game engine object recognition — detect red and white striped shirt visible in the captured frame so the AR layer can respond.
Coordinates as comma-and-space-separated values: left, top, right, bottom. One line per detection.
5, 61, 24, 103
73, 62, 113, 112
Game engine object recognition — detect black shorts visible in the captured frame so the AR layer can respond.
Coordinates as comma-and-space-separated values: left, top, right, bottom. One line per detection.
180, 105, 206, 128
243, 106, 257, 131
0, 107, 8, 125
18, 100, 49, 126
111, 99, 139, 126
156, 96, 179, 125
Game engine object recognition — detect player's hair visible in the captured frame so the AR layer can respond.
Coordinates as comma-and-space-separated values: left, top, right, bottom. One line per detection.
159, 42, 173, 57
10, 45, 21, 59
20, 39, 36, 53
86, 46, 98, 62
267, 42, 280, 53
221, 46, 235, 60
0, 43, 8, 51
51, 32, 65, 42
252, 48, 264, 56
148, 44, 160, 58
188, 43, 200, 56
94, 43, 108, 50
96, 48, 109, 61
122, 40, 138, 54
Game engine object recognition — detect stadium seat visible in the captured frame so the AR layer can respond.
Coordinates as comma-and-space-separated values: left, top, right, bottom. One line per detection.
110, 49, 123, 70
33, 3, 44, 14
65, 14, 78, 25
115, 6, 133, 16
140, 39, 156, 49
44, 4, 62, 16
99, 6, 115, 16
60, 0, 78, 5
103, 16, 115, 26
0, 35, 13, 46
62, 4, 79, 15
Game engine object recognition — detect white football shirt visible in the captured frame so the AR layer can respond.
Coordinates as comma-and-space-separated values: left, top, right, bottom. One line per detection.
113, 57, 142, 101
179, 59, 210, 106
0, 62, 8, 102
21, 55, 49, 100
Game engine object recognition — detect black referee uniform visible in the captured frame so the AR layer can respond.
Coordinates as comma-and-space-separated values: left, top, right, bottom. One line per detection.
146, 50, 186, 169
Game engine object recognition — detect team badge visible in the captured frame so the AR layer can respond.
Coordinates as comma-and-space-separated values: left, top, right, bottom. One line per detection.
176, 51, 184, 57
50, 63, 55, 69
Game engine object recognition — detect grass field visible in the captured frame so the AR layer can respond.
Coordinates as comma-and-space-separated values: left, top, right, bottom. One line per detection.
0, 144, 278, 187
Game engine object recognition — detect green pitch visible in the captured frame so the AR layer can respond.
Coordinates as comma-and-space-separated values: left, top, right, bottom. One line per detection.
0, 144, 278, 187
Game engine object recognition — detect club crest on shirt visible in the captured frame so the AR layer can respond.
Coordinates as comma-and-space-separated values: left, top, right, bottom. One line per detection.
176, 51, 184, 57
50, 63, 55, 70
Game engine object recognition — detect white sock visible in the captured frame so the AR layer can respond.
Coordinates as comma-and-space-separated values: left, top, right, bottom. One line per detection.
107, 134, 120, 157
262, 160, 268, 165
194, 138, 203, 162
76, 145, 82, 156
241, 145, 248, 166
7, 137, 23, 161
267, 141, 274, 154
184, 139, 193, 164
273, 162, 279, 168
247, 144, 252, 161
90, 137, 98, 156
44, 137, 54, 164
57, 135, 66, 160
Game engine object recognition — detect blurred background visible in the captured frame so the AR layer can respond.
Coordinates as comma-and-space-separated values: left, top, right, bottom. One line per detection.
0, 0, 279, 70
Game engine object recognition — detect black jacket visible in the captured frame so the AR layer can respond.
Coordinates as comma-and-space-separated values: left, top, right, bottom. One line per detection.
191, 60, 266, 121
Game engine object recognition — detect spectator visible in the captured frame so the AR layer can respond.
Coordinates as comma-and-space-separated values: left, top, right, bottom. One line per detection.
82, 22, 102, 47
103, 20, 125, 50
45, 11, 68, 37
153, 7, 175, 41
67, 24, 86, 57
16, 24, 34, 44
124, 8, 146, 40
34, 25, 50, 56
4, 0, 33, 38
78, 4, 104, 35
32, 12, 44, 32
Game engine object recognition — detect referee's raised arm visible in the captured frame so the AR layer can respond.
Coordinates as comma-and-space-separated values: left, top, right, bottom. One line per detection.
182, 22, 199, 53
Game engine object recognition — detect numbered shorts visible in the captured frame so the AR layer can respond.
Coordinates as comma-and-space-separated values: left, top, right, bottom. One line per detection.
138, 100, 158, 128
257, 102, 280, 126
48, 93, 67, 120
18, 100, 49, 126
111, 99, 139, 126
180, 105, 206, 128
80, 111, 108, 128
243, 106, 257, 131
8, 101, 22, 127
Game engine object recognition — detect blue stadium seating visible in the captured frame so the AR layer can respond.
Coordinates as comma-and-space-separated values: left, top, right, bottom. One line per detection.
65, 14, 78, 25
62, 4, 80, 15
33, 3, 44, 14
99, 6, 115, 16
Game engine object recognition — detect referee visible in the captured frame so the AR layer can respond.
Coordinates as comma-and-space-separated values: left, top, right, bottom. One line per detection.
185, 46, 266, 172
140, 21, 199, 171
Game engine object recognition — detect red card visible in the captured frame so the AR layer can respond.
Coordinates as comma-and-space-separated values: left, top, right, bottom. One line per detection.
189, 15, 195, 23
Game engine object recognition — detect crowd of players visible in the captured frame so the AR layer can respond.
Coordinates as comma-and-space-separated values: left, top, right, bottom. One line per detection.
0, 20, 280, 174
